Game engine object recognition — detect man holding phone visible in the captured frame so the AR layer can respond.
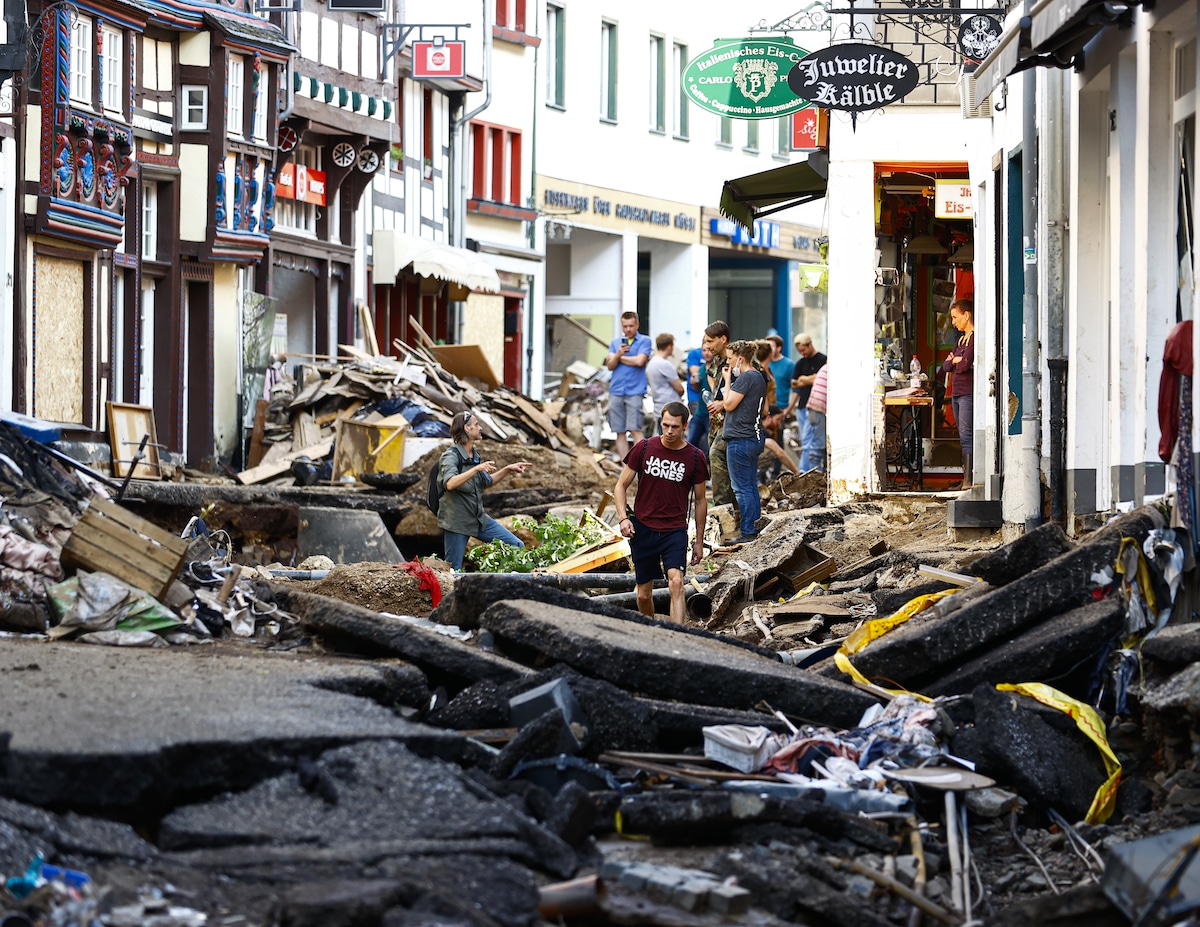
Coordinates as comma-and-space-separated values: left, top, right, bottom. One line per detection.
605, 311, 653, 460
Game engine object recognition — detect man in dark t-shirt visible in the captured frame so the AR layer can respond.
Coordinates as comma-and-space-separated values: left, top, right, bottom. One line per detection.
613, 401, 710, 624
784, 333, 828, 473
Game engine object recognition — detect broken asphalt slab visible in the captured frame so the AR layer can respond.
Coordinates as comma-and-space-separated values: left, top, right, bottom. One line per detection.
0, 639, 478, 812
480, 599, 878, 729
837, 506, 1164, 691
273, 585, 531, 687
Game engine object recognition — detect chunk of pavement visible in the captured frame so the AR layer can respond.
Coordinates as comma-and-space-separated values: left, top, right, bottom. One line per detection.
435, 573, 779, 660
158, 739, 576, 879
965, 787, 1022, 818
964, 522, 1076, 586
528, 779, 596, 847
872, 580, 954, 619
269, 879, 411, 927
374, 854, 541, 927
707, 882, 753, 915
508, 678, 588, 754
426, 678, 510, 730
492, 709, 574, 779
481, 599, 877, 728
843, 507, 1163, 691
0, 639, 470, 812
1141, 624, 1200, 670
924, 597, 1125, 697
273, 586, 529, 687
985, 883, 1129, 927
952, 684, 1109, 822
617, 790, 898, 853
298, 506, 403, 565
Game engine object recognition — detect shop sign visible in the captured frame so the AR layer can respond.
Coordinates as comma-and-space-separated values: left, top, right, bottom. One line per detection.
131, 107, 173, 143
276, 164, 327, 206
413, 41, 465, 79
682, 37, 811, 120
543, 188, 697, 232
958, 15, 1003, 60
710, 216, 781, 249
786, 43, 919, 113
934, 179, 972, 219
791, 105, 821, 150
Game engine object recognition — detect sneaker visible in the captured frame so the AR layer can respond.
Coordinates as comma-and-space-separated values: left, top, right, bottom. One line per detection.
730, 533, 759, 546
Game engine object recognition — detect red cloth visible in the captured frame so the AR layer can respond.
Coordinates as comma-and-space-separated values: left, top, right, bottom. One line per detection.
623, 437, 710, 532
396, 561, 443, 607
1159, 320, 1193, 463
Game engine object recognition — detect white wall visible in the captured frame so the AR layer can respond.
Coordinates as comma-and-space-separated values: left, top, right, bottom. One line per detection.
643, 239, 709, 348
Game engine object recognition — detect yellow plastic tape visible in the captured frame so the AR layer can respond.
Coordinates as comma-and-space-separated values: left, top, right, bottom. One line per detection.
613, 809, 650, 841
996, 682, 1122, 825
832, 590, 957, 702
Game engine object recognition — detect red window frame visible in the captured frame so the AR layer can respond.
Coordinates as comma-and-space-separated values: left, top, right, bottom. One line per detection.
495, 0, 526, 32
470, 120, 522, 207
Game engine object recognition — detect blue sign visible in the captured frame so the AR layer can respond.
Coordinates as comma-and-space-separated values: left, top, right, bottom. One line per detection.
710, 217, 780, 248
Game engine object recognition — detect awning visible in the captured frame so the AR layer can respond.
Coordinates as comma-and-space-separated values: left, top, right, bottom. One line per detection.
969, 0, 1133, 103
373, 229, 501, 294
719, 150, 829, 230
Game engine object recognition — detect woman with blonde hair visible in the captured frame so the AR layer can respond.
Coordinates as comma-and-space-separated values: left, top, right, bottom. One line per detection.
436, 411, 530, 569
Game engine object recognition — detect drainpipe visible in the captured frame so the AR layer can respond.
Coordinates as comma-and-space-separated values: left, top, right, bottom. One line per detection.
448, 0, 492, 341
1045, 68, 1067, 526
1020, 11, 1042, 530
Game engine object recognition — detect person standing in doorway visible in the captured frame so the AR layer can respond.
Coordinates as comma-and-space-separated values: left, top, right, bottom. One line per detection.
708, 340, 767, 545
605, 311, 653, 461
437, 411, 531, 570
614, 401, 709, 624
646, 333, 685, 426
940, 299, 975, 489
784, 333, 827, 472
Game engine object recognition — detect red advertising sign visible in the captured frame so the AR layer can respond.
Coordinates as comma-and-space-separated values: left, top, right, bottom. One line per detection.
792, 106, 820, 151
412, 40, 465, 79
275, 164, 326, 205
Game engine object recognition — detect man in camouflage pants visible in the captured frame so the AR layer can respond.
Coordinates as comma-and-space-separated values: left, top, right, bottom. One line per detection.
702, 321, 734, 509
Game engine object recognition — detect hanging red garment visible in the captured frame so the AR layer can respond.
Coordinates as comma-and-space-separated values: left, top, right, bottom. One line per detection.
955, 269, 975, 302
1159, 320, 1193, 463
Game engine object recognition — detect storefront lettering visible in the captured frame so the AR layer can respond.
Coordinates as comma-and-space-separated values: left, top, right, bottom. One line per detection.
543, 187, 697, 232
786, 44, 919, 114
544, 189, 589, 211
674, 213, 696, 231
592, 196, 611, 215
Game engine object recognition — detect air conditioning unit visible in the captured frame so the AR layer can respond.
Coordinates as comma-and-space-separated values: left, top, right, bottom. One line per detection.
960, 79, 993, 119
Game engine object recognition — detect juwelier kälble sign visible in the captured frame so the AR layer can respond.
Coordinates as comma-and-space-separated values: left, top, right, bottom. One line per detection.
786, 43, 919, 114
682, 37, 811, 119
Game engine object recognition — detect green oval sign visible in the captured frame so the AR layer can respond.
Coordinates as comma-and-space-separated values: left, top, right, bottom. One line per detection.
683, 37, 810, 120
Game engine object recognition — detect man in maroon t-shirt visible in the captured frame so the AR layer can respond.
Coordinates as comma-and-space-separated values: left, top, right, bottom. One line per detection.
613, 401, 710, 624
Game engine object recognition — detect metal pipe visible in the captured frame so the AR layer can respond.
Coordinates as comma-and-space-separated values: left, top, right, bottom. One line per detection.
1021, 13, 1043, 530
1045, 66, 1068, 527
589, 585, 702, 608
483, 572, 712, 590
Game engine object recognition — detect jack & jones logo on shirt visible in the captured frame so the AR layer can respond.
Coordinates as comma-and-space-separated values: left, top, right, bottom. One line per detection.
644, 455, 687, 483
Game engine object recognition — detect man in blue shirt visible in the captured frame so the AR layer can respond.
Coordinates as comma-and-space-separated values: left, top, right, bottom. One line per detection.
684, 342, 709, 457
605, 311, 652, 460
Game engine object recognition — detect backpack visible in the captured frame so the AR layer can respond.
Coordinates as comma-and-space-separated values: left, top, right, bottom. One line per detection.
426, 450, 468, 515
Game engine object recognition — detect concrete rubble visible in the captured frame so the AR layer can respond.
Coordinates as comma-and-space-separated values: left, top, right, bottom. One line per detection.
5, 417, 1200, 926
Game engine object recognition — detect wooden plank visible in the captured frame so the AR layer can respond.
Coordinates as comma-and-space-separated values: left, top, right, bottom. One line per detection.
430, 344, 501, 390
70, 521, 183, 572
558, 314, 612, 350
358, 303, 381, 357
62, 534, 175, 599
88, 499, 189, 553
407, 315, 438, 350
248, 399, 268, 468
236, 438, 335, 485
292, 411, 321, 449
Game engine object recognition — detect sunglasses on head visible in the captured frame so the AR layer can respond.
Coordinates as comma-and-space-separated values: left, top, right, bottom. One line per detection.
462, 412, 474, 425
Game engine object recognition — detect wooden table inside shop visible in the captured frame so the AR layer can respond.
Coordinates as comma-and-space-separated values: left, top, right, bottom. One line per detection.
883, 394, 934, 491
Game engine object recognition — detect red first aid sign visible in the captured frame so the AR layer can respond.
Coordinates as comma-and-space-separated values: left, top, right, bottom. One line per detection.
413, 41, 466, 79
792, 106, 820, 151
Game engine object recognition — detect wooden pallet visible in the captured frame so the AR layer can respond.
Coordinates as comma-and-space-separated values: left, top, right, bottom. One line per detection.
61, 497, 189, 600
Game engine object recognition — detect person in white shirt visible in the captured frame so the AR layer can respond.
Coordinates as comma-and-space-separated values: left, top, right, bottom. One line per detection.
646, 333, 685, 429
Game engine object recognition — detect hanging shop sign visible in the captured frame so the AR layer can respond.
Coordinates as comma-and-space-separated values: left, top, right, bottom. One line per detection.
958, 15, 1003, 61
276, 164, 327, 206
682, 37, 811, 119
934, 179, 972, 219
412, 40, 465, 79
791, 105, 825, 151
786, 43, 919, 113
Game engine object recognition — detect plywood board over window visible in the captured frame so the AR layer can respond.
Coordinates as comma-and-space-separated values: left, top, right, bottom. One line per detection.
34, 256, 86, 423
107, 402, 163, 479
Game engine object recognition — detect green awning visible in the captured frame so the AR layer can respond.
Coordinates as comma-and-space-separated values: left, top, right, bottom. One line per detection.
719, 150, 829, 230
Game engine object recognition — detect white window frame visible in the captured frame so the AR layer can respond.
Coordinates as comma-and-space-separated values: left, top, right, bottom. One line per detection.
181, 85, 208, 130
275, 145, 320, 236
545, 4, 564, 108
142, 180, 158, 259
227, 55, 245, 137
600, 20, 617, 122
673, 42, 688, 139
253, 68, 269, 141
101, 26, 122, 113
70, 15, 93, 105
648, 34, 664, 133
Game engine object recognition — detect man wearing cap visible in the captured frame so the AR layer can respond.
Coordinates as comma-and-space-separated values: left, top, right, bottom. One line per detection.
784, 333, 827, 472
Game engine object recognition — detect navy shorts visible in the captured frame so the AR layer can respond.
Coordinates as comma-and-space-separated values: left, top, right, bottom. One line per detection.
628, 516, 688, 584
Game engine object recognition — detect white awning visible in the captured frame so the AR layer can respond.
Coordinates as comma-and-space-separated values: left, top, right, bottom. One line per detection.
372, 229, 501, 294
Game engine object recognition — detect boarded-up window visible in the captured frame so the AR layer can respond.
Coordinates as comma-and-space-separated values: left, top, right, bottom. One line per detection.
34, 255, 86, 423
